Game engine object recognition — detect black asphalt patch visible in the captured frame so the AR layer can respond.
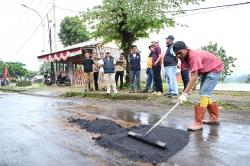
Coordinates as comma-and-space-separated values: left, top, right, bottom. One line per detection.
69, 118, 189, 164
68, 118, 128, 134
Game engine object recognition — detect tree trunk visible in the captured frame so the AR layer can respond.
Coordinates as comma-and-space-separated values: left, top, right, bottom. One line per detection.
121, 41, 133, 85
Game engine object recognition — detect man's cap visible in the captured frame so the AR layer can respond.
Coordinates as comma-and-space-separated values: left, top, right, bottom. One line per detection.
151, 38, 159, 43
173, 41, 187, 52
166, 35, 174, 40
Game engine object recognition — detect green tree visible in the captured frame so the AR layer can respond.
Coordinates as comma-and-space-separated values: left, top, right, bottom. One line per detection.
246, 75, 250, 83
82, 0, 204, 83
0, 60, 5, 75
5, 62, 29, 78
201, 42, 237, 81
26, 70, 39, 78
59, 16, 91, 47
39, 63, 51, 75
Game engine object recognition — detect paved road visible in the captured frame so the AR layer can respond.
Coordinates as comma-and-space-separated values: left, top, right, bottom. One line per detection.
0, 92, 100, 166
0, 92, 250, 166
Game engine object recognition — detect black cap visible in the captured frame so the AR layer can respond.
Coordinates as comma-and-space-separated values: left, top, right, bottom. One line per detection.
173, 41, 187, 52
166, 35, 174, 40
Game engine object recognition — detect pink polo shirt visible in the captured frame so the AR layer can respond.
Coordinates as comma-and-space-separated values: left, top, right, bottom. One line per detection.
184, 49, 224, 74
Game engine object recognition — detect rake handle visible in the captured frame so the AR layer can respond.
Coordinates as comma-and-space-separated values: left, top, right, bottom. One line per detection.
144, 102, 180, 137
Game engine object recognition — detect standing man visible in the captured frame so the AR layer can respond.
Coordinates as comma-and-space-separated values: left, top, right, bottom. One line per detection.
93, 53, 100, 91
98, 52, 106, 91
100, 51, 118, 94
115, 53, 126, 90
163, 35, 178, 97
151, 39, 163, 95
144, 45, 156, 93
128, 45, 141, 93
82, 52, 94, 92
174, 41, 224, 131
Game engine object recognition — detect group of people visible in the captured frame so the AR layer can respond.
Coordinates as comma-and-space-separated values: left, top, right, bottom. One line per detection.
145, 36, 224, 131
82, 36, 224, 131
81, 35, 189, 96
82, 51, 126, 94
143, 35, 189, 97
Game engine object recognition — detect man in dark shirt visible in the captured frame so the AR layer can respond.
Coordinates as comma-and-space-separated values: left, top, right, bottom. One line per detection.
82, 52, 94, 92
128, 45, 141, 93
163, 35, 178, 97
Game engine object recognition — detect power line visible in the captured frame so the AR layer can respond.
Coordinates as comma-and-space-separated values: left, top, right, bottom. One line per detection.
56, 1, 250, 15
17, 0, 52, 39
9, 7, 53, 61
40, 0, 52, 15
175, 6, 232, 18
16, 0, 34, 27
181, 1, 250, 12
167, 1, 250, 13
55, 5, 82, 13
9, 22, 42, 61
20, 0, 45, 25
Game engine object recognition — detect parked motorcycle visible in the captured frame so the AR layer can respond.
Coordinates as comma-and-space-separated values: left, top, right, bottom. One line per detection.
0, 78, 9, 86
56, 73, 71, 86
44, 72, 54, 85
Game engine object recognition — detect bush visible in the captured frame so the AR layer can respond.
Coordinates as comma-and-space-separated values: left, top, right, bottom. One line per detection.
16, 80, 32, 87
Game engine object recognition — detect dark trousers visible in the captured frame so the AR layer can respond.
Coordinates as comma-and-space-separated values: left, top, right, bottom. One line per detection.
181, 69, 189, 91
130, 70, 141, 91
152, 66, 163, 92
145, 68, 156, 92
94, 72, 99, 90
115, 71, 124, 89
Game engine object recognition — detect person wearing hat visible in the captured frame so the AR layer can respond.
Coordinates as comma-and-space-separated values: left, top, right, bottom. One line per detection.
163, 35, 178, 97
151, 39, 163, 95
173, 41, 224, 131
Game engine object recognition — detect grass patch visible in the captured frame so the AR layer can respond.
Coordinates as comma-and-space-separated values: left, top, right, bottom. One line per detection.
0, 86, 27, 93
64, 91, 149, 100
0, 84, 43, 93
217, 100, 240, 110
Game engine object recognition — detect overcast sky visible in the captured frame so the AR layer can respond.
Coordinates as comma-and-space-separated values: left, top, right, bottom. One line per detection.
0, 0, 249, 76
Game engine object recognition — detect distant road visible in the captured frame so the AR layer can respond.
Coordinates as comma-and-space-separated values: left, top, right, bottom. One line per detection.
215, 83, 250, 91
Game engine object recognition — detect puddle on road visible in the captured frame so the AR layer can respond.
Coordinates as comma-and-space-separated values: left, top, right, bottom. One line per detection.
115, 108, 161, 125
68, 118, 189, 164
63, 105, 161, 125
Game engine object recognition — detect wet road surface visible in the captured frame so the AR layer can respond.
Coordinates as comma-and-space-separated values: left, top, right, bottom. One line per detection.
1, 92, 250, 166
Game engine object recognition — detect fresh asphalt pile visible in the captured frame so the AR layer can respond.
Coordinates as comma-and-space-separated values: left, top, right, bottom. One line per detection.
68, 118, 189, 164
68, 118, 128, 134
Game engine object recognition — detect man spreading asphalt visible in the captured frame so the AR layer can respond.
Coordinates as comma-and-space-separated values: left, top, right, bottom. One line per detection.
174, 41, 224, 131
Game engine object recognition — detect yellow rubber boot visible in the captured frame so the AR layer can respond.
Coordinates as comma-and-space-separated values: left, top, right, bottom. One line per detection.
200, 96, 209, 107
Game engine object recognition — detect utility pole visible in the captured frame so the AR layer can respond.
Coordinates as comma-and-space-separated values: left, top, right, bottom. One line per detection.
46, 15, 52, 53
47, 14, 54, 82
52, 0, 57, 52
52, 0, 57, 81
